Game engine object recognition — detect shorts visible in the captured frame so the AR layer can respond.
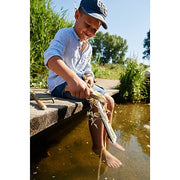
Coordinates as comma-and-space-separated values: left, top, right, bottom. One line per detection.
51, 82, 106, 101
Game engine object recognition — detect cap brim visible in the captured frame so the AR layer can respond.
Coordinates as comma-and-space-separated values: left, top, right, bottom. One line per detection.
88, 13, 108, 29
81, 7, 108, 29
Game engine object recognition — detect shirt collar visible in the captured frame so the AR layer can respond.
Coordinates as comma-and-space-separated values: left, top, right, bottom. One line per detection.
72, 27, 81, 41
72, 27, 89, 45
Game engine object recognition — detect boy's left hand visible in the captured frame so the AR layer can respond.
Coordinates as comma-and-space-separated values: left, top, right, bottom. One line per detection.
84, 74, 94, 88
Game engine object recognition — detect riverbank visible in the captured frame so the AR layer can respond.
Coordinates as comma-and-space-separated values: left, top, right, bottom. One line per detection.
30, 78, 120, 137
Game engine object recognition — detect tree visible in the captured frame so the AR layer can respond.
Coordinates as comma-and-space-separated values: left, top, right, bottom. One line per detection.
143, 30, 150, 60
89, 32, 128, 64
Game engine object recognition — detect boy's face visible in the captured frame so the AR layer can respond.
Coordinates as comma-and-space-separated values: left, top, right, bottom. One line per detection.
74, 10, 102, 41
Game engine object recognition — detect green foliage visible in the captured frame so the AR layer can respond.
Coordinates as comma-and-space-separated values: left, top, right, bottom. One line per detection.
143, 30, 150, 60
89, 31, 128, 64
119, 59, 149, 103
91, 61, 125, 80
30, 0, 73, 87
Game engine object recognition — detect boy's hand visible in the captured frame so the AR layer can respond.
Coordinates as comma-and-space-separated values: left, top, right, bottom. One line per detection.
47, 57, 93, 98
65, 77, 93, 99
83, 73, 94, 88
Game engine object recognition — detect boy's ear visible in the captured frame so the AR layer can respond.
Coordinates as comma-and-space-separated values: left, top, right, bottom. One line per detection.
75, 9, 80, 20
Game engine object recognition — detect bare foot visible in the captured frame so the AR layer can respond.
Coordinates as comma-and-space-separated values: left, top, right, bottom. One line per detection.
102, 149, 122, 168
111, 142, 125, 151
93, 147, 122, 168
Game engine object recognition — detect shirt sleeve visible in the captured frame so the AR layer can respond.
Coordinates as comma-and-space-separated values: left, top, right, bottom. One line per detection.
84, 61, 94, 78
44, 29, 67, 67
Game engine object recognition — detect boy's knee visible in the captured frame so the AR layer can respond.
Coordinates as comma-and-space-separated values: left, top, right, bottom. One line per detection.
104, 94, 114, 111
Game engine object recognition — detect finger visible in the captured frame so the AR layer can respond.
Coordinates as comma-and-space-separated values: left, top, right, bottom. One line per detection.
90, 82, 94, 88
81, 84, 89, 98
82, 87, 89, 99
84, 79, 88, 83
80, 90, 85, 99
89, 88, 94, 94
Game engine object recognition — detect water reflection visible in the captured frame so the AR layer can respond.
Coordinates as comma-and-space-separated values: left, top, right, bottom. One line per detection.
31, 104, 150, 180
113, 104, 150, 156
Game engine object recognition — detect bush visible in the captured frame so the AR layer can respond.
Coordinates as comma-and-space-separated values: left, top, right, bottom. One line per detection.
118, 59, 149, 103
30, 0, 73, 87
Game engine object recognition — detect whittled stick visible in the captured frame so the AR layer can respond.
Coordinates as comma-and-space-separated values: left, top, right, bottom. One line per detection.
30, 91, 47, 110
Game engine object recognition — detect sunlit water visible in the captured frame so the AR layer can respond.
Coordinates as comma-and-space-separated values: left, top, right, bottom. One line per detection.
31, 104, 150, 180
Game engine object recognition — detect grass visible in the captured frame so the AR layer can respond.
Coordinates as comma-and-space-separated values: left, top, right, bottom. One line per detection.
30, 0, 73, 88
91, 62, 125, 80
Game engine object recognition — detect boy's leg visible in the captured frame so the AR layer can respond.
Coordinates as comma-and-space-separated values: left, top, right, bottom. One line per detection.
103, 94, 125, 151
52, 83, 124, 167
88, 93, 123, 168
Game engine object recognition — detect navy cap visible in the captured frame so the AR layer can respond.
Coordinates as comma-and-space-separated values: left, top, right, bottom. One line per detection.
79, 0, 108, 29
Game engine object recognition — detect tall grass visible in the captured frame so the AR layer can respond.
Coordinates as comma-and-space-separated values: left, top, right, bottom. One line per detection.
91, 61, 125, 80
30, 0, 73, 87
118, 59, 149, 103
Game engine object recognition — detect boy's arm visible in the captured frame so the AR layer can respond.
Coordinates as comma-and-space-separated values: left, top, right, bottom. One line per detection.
47, 56, 93, 99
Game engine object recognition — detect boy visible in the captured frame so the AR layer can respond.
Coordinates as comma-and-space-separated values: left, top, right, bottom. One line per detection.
44, 0, 124, 168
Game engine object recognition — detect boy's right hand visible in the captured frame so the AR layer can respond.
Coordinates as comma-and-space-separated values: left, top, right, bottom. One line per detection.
65, 78, 93, 99
47, 57, 93, 99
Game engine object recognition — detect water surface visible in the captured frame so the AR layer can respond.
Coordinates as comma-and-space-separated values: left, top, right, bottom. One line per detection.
31, 103, 150, 180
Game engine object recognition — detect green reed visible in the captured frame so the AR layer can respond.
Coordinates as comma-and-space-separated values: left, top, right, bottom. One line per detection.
118, 58, 149, 103
30, 0, 73, 87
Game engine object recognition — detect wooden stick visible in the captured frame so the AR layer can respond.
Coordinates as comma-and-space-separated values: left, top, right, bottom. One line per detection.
30, 91, 47, 110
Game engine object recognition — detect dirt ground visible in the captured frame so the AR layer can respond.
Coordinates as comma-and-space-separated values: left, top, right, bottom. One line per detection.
95, 78, 120, 90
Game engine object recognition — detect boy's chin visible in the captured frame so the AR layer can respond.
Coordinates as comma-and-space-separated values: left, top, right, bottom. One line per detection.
81, 34, 90, 41
80, 37, 87, 41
